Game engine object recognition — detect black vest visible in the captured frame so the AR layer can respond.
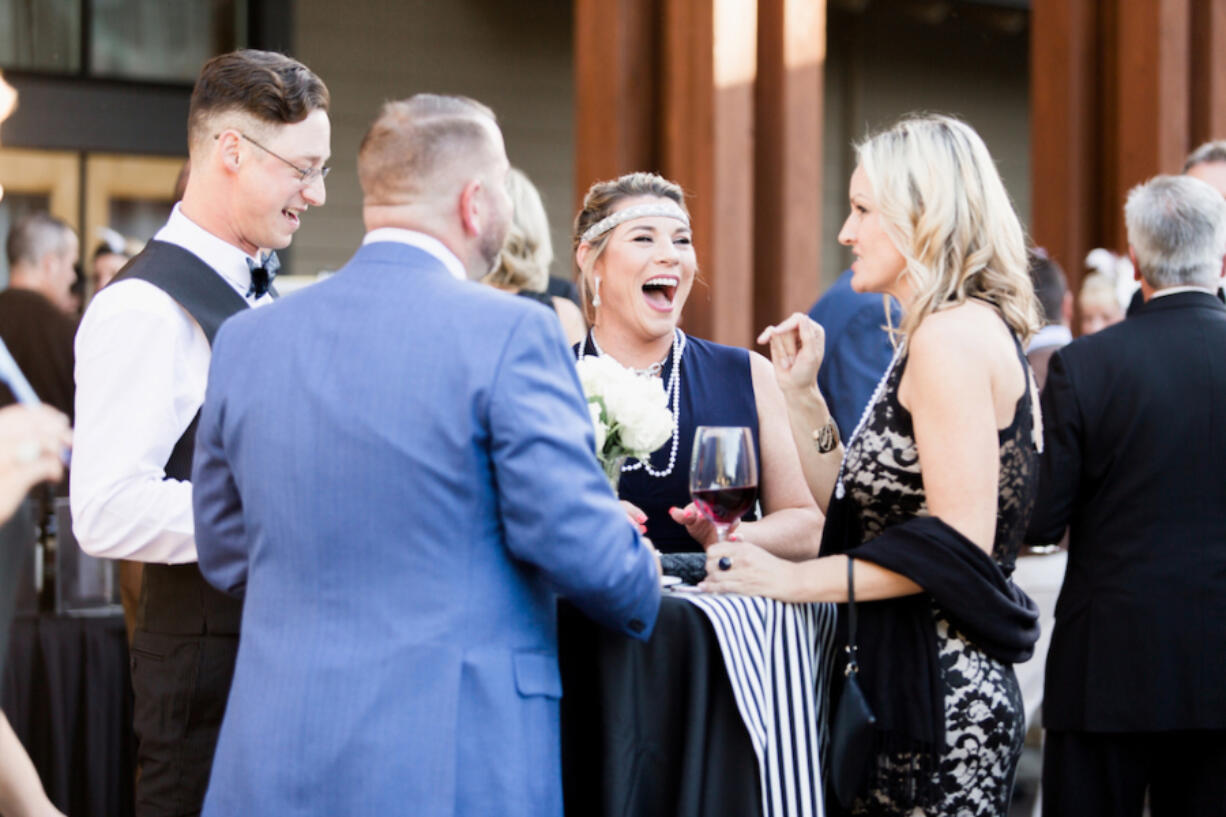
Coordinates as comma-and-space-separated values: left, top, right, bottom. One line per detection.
115, 241, 250, 635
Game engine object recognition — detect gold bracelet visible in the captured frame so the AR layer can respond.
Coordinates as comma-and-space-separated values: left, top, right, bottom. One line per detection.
812, 420, 839, 454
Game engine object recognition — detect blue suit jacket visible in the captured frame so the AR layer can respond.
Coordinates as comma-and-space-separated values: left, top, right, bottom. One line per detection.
192, 241, 661, 817
807, 269, 900, 439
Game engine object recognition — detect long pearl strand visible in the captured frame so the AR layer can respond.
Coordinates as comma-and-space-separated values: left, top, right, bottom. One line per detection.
580, 328, 685, 478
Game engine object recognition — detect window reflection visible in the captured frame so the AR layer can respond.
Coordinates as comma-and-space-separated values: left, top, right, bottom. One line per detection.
91, 0, 247, 83
0, 0, 81, 74
0, 0, 246, 83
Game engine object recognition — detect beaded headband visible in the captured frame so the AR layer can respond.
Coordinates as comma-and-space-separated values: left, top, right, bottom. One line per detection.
580, 201, 691, 244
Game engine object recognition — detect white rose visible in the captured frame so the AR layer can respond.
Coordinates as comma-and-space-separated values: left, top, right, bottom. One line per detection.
607, 376, 672, 454
587, 400, 607, 452
574, 355, 624, 399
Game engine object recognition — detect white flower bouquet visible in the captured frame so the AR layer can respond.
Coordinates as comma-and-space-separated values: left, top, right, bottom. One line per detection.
574, 355, 673, 491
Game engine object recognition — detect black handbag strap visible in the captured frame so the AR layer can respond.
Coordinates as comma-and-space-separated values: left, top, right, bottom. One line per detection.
845, 556, 860, 675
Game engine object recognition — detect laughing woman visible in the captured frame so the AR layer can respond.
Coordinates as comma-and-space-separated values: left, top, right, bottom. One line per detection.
703, 115, 1043, 815
572, 172, 821, 556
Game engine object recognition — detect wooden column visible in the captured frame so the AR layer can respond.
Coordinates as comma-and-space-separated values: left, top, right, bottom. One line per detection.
573, 0, 660, 203
1190, 0, 1226, 148
1030, 0, 1098, 295
1110, 0, 1191, 250
753, 0, 824, 334
659, 0, 758, 347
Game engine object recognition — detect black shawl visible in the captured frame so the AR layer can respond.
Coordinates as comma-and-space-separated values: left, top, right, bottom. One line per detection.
820, 491, 1039, 805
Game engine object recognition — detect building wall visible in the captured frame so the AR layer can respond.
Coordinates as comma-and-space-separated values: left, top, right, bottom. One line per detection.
293, 0, 574, 277
822, 5, 1030, 289
292, 0, 1029, 298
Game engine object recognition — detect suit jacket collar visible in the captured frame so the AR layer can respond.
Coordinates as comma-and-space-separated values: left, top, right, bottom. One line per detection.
1133, 288, 1226, 316
361, 228, 467, 281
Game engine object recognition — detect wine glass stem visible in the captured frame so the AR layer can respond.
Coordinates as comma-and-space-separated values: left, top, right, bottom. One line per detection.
716, 525, 729, 543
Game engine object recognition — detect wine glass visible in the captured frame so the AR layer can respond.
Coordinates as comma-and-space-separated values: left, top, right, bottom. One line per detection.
689, 426, 758, 543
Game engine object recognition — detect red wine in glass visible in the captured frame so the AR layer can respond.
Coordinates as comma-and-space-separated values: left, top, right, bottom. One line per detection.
689, 426, 758, 542
692, 486, 756, 527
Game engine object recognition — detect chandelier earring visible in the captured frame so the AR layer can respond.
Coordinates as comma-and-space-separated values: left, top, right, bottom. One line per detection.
592, 275, 602, 308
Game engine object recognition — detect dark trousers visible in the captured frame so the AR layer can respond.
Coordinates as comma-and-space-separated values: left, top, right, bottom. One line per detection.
1043, 729, 1226, 817
129, 630, 238, 817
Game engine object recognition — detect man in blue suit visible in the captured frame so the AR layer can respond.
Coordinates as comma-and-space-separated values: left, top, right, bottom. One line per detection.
806, 269, 899, 439
191, 95, 662, 817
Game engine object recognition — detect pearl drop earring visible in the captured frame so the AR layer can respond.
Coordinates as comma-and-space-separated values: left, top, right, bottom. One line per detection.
592, 276, 602, 308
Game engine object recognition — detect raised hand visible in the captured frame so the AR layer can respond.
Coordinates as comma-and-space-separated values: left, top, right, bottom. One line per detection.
757, 313, 826, 395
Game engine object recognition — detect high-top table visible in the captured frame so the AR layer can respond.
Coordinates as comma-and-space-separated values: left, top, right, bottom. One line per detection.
560, 592, 837, 817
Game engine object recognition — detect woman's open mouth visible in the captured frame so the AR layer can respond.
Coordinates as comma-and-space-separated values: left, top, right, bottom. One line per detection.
642, 275, 679, 312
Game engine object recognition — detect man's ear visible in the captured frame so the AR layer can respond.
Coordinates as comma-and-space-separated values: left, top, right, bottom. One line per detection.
214, 130, 243, 175
1128, 246, 1141, 281
458, 179, 483, 238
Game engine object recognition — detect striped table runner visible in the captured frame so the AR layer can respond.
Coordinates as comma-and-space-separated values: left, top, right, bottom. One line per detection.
680, 593, 838, 817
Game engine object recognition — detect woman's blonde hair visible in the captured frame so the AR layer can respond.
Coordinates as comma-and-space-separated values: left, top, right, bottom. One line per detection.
484, 167, 553, 293
857, 114, 1040, 342
1077, 271, 1123, 312
572, 172, 690, 323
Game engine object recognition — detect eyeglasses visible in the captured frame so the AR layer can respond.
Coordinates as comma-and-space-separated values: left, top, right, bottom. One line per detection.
215, 131, 330, 184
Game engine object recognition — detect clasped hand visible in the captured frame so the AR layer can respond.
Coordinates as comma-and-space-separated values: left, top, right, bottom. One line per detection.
698, 538, 804, 602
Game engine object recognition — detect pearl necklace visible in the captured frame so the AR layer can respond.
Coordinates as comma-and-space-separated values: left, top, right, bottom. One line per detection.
580, 328, 685, 478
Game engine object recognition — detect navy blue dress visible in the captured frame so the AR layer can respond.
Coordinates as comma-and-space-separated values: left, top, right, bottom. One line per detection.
577, 333, 761, 553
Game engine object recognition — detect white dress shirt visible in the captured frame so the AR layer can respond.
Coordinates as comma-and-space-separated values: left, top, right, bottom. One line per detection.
71, 204, 272, 564
362, 228, 468, 281
1147, 284, 1217, 300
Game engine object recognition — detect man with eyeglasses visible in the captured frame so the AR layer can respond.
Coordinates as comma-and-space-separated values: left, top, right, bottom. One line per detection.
70, 49, 330, 817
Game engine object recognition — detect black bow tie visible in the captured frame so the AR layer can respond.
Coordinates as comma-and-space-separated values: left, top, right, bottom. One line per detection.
246, 252, 281, 298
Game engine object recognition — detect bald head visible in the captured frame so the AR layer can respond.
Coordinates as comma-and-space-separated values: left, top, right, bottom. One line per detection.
358, 95, 503, 207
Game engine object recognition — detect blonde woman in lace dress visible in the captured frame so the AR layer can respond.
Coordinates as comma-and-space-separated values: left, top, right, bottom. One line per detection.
702, 114, 1043, 816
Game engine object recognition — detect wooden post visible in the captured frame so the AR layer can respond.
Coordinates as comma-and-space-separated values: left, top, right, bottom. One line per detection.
1110, 0, 1190, 249
754, 0, 824, 334
659, 0, 758, 347
573, 0, 659, 204
1190, 0, 1226, 148
1030, 0, 1098, 295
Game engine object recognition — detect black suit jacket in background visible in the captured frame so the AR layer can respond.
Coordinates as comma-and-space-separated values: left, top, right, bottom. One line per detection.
1027, 290, 1226, 732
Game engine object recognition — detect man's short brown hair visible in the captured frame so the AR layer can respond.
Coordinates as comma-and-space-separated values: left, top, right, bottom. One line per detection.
187, 49, 329, 150
357, 94, 499, 205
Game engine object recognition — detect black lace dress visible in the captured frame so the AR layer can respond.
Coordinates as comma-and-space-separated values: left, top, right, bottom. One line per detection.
838, 331, 1039, 816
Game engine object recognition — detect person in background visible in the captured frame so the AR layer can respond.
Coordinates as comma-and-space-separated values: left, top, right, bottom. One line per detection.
3, 213, 78, 319
0, 214, 78, 421
1183, 140, 1226, 197
1077, 270, 1124, 336
71, 49, 330, 817
807, 268, 900, 441
713, 114, 1041, 816
572, 171, 822, 557
90, 237, 132, 293
1027, 174, 1226, 816
483, 167, 586, 345
1025, 248, 1073, 388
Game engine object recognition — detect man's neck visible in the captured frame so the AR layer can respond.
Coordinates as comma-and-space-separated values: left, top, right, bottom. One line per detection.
364, 206, 475, 279
6, 273, 48, 301
180, 191, 257, 257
